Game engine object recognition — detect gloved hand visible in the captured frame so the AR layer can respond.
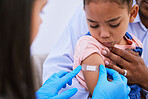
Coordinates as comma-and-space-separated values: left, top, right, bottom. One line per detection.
92, 64, 130, 99
36, 65, 81, 99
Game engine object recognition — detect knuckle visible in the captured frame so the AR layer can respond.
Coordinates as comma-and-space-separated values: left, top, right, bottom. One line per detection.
133, 57, 140, 64
115, 58, 123, 64
107, 60, 116, 69
108, 63, 114, 68
106, 51, 112, 58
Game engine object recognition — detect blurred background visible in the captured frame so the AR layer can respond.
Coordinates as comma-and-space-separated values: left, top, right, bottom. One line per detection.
31, 0, 82, 54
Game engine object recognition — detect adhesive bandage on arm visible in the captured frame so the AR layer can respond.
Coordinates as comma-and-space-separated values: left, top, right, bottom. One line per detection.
82, 64, 99, 72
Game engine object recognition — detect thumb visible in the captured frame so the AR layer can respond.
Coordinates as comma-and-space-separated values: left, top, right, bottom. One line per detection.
106, 68, 121, 82
52, 88, 78, 99
98, 64, 107, 81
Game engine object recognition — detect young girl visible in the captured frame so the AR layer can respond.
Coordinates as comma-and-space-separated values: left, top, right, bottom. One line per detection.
73, 0, 143, 98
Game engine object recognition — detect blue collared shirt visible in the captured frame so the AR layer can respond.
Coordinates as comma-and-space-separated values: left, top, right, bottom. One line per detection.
127, 13, 148, 66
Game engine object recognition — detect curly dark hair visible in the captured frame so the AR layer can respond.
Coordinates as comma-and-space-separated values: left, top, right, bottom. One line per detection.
83, 0, 133, 10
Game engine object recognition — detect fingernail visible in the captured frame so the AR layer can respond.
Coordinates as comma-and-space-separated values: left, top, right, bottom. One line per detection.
105, 60, 109, 65
102, 50, 107, 55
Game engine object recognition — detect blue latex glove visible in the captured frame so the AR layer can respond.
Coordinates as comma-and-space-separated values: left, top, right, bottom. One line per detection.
36, 65, 81, 99
92, 64, 130, 99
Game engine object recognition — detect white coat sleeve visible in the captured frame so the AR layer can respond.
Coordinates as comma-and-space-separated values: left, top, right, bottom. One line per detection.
43, 4, 90, 99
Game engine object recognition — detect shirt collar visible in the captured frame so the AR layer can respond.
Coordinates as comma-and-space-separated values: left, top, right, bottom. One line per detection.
133, 13, 148, 31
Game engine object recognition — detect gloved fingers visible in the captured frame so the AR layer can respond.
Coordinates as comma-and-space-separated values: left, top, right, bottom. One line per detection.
106, 68, 122, 82
50, 73, 58, 78
125, 85, 131, 99
120, 74, 127, 84
35, 92, 49, 99
52, 88, 78, 99
68, 79, 72, 86
57, 70, 68, 78
66, 66, 81, 86
63, 84, 66, 88
57, 70, 72, 85
43, 73, 58, 85
98, 64, 108, 81
62, 80, 73, 88
58, 65, 81, 89
120, 74, 130, 95
127, 85, 131, 94
128, 96, 130, 99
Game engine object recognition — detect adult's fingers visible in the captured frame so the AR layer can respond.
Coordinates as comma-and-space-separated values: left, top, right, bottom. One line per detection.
120, 74, 127, 84
125, 48, 140, 56
50, 71, 70, 88
68, 79, 72, 86
110, 47, 136, 62
57, 65, 81, 90
57, 70, 68, 78
105, 60, 125, 75
120, 74, 131, 95
52, 88, 78, 99
57, 70, 72, 86
98, 64, 107, 81
50, 73, 58, 78
101, 49, 129, 68
106, 68, 122, 81
43, 73, 58, 84
127, 85, 131, 95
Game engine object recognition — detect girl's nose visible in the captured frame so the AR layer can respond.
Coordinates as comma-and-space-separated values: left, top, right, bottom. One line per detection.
100, 32, 110, 38
99, 28, 110, 38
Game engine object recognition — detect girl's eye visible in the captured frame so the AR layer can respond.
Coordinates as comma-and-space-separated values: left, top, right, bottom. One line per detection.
90, 25, 99, 28
109, 23, 120, 28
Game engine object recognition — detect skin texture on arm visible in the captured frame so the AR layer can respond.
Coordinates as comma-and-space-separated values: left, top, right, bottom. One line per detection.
81, 53, 105, 95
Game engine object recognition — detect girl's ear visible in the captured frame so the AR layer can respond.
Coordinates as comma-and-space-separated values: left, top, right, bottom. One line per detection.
129, 4, 139, 23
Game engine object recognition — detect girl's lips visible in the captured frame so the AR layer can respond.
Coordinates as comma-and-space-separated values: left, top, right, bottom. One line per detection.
102, 42, 113, 47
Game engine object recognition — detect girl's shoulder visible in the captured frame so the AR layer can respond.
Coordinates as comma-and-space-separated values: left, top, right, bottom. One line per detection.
76, 35, 106, 50
128, 33, 143, 48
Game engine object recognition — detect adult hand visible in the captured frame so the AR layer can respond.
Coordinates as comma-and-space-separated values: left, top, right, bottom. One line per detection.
92, 64, 130, 99
101, 47, 148, 90
36, 65, 81, 99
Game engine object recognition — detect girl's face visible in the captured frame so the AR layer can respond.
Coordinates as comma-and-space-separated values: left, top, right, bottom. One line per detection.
31, 0, 47, 44
85, 1, 134, 47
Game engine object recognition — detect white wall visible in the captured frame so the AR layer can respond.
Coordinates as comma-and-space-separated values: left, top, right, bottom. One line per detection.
31, 0, 82, 54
